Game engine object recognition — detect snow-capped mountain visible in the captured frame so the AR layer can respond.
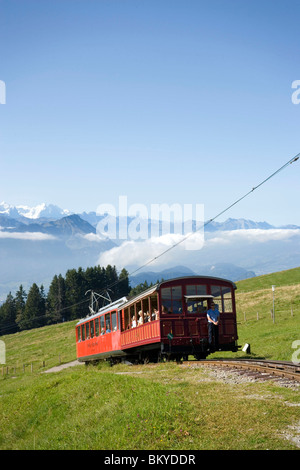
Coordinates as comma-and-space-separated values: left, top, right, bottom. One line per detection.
0, 202, 71, 220
0, 201, 300, 301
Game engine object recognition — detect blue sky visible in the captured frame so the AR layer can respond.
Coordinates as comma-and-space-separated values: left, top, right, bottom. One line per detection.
0, 0, 300, 225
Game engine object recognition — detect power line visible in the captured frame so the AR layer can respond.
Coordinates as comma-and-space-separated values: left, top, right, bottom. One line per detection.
1, 152, 299, 330
100, 152, 300, 289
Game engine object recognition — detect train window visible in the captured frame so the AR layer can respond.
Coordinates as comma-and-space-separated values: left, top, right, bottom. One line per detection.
221, 286, 231, 297
95, 317, 99, 336
77, 326, 81, 342
211, 285, 221, 297
172, 286, 183, 313
81, 324, 85, 341
130, 305, 135, 328
222, 286, 233, 312
223, 298, 233, 312
100, 315, 105, 335
211, 285, 222, 313
86, 322, 90, 339
111, 311, 117, 331
186, 285, 207, 295
161, 288, 171, 313
161, 286, 183, 314
105, 313, 111, 333
123, 307, 130, 331
150, 294, 159, 320
90, 320, 94, 338
187, 299, 208, 314
142, 298, 149, 322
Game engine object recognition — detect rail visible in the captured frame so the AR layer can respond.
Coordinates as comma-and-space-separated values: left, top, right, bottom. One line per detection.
182, 359, 300, 382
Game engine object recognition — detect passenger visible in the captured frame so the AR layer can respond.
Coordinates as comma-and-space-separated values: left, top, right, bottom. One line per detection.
207, 302, 220, 351
152, 308, 159, 319
144, 311, 150, 322
137, 310, 143, 325
101, 327, 105, 335
131, 316, 137, 328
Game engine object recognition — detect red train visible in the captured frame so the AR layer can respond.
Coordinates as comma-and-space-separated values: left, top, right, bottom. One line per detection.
76, 276, 239, 363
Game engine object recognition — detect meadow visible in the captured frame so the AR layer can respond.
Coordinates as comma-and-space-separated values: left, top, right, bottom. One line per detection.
0, 267, 300, 450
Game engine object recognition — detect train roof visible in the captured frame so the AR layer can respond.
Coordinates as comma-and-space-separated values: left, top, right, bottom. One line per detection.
76, 296, 128, 326
76, 275, 236, 325
120, 275, 236, 309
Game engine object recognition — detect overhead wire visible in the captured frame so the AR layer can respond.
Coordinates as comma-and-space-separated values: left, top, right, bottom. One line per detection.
0, 152, 299, 331
100, 152, 300, 289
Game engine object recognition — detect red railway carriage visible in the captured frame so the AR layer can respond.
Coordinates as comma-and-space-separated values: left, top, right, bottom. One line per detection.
76, 276, 238, 363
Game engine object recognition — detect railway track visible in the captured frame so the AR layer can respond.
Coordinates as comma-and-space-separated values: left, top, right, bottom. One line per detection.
183, 359, 300, 383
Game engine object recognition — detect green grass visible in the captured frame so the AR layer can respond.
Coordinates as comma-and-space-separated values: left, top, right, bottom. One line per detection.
0, 362, 299, 450
0, 266, 300, 450
236, 266, 300, 292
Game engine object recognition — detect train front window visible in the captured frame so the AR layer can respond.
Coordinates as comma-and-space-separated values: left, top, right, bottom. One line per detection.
222, 286, 233, 312
161, 286, 183, 313
77, 326, 81, 342
187, 299, 208, 314
186, 285, 207, 296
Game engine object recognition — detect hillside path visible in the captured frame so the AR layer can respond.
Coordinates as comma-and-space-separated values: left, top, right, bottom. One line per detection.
43, 359, 84, 373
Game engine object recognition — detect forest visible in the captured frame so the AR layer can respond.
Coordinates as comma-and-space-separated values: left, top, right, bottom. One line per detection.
0, 265, 130, 336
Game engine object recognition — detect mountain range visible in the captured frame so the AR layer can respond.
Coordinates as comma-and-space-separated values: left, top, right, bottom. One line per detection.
0, 202, 299, 301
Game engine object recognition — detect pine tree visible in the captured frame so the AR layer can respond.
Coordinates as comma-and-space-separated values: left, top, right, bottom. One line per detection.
117, 268, 130, 298
65, 268, 88, 320
0, 292, 17, 336
46, 275, 66, 324
105, 265, 119, 301
17, 283, 46, 330
15, 285, 27, 332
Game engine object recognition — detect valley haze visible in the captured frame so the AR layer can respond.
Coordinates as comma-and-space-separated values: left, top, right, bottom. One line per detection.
0, 202, 299, 301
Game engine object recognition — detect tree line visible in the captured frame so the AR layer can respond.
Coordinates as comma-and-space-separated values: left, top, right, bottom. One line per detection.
0, 265, 130, 336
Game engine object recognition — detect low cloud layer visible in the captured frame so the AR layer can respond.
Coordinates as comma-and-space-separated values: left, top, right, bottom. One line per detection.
97, 228, 300, 271
205, 228, 300, 246
0, 231, 57, 241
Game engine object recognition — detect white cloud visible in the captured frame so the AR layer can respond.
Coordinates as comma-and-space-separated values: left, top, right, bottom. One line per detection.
0, 231, 57, 241
82, 233, 105, 242
97, 228, 300, 271
98, 232, 204, 269
205, 228, 300, 246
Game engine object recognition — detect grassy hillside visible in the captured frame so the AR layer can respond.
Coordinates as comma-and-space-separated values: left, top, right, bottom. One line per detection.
0, 267, 299, 450
236, 266, 300, 292
2, 320, 78, 373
